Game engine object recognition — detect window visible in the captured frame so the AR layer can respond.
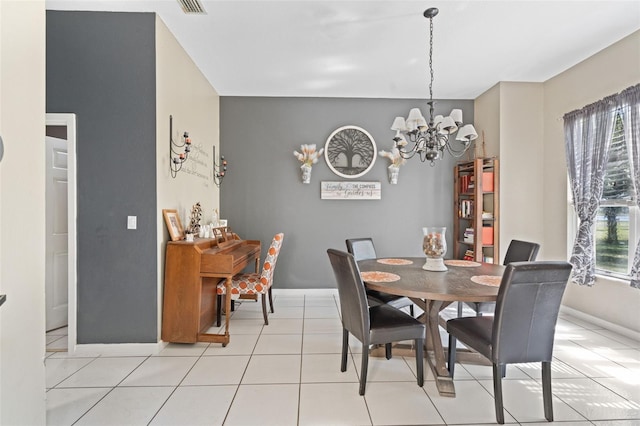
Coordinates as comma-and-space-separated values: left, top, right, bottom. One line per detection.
593, 111, 639, 279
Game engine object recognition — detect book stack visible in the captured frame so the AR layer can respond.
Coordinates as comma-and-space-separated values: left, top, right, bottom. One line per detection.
463, 228, 474, 243
460, 200, 474, 218
463, 249, 475, 261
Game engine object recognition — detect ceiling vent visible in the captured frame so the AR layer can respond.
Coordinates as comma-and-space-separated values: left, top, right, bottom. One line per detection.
177, 0, 207, 14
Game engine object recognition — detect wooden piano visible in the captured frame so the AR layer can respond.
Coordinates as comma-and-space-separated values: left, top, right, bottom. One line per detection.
161, 228, 260, 346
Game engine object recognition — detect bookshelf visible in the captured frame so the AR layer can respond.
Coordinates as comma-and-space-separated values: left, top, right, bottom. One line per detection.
453, 158, 499, 263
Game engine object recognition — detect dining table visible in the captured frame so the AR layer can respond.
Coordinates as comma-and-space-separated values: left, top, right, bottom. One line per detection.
358, 257, 505, 397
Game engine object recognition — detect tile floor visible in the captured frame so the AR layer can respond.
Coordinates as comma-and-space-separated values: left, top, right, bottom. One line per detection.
45, 290, 640, 425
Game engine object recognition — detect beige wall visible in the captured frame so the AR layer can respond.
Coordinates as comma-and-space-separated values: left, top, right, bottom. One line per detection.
543, 30, 640, 332
474, 82, 545, 262
476, 30, 640, 332
155, 16, 220, 339
0, 0, 47, 423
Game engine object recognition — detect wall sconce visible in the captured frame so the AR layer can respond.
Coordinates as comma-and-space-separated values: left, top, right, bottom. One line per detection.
213, 145, 228, 187
169, 115, 192, 178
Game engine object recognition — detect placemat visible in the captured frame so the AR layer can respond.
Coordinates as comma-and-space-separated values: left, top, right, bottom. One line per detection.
360, 271, 401, 283
444, 260, 481, 267
376, 258, 413, 265
470, 275, 502, 287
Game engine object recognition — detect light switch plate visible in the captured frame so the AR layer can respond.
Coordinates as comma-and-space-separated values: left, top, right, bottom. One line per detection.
127, 216, 137, 230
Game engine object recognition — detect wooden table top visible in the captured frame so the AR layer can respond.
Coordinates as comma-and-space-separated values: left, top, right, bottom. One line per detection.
358, 257, 505, 303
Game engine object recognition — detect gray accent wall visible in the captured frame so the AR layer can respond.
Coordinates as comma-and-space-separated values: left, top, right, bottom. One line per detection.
220, 97, 474, 289
47, 11, 158, 343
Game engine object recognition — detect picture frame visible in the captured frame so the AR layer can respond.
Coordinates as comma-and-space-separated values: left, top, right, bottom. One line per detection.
324, 125, 377, 179
162, 209, 185, 241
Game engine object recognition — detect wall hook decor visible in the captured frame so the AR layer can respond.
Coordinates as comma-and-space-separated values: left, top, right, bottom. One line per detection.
213, 145, 228, 187
169, 115, 192, 178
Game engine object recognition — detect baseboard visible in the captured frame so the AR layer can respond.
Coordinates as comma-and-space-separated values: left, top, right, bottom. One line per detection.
560, 305, 640, 341
69, 341, 167, 357
272, 288, 338, 297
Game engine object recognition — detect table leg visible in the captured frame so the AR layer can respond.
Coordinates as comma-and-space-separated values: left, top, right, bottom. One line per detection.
424, 299, 455, 397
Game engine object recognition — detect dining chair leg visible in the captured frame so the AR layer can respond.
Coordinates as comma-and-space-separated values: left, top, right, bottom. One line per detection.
415, 338, 424, 387
216, 295, 222, 327
492, 363, 505, 424
447, 333, 457, 377
268, 287, 274, 313
261, 293, 269, 325
359, 348, 369, 395
340, 329, 349, 372
385, 343, 392, 360
542, 361, 554, 422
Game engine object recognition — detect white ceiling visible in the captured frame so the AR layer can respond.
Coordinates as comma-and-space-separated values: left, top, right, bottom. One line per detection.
46, 0, 640, 99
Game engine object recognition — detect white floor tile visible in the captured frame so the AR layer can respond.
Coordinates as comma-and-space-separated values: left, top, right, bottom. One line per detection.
303, 318, 343, 334
74, 386, 173, 425
593, 376, 640, 404
154, 342, 209, 357
267, 306, 305, 319
553, 378, 640, 420
120, 356, 197, 386
477, 378, 587, 423
299, 383, 371, 426
242, 354, 301, 384
56, 357, 146, 388
43, 291, 640, 426
301, 353, 359, 383
203, 334, 259, 356
253, 333, 302, 354
46, 387, 110, 426
182, 356, 250, 386
302, 332, 343, 354
569, 329, 637, 350
304, 296, 338, 307
45, 357, 94, 389
425, 380, 517, 424
554, 346, 632, 378
461, 362, 531, 380
46, 336, 68, 351
225, 384, 299, 426
47, 326, 69, 336
220, 319, 264, 335
364, 381, 444, 425
304, 306, 340, 319
149, 385, 236, 425
261, 318, 304, 334
352, 353, 418, 383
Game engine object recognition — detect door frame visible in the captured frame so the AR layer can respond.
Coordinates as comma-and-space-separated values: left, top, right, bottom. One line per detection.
45, 113, 77, 354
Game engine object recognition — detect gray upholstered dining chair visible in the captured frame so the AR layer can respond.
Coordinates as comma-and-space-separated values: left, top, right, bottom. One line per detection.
345, 238, 415, 316
446, 261, 572, 424
467, 239, 541, 315
448, 239, 540, 374
327, 248, 425, 395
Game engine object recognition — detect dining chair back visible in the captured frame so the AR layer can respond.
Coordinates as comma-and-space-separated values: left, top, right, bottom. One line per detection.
327, 248, 425, 395
449, 239, 541, 374
345, 238, 415, 317
446, 261, 572, 424
216, 233, 284, 326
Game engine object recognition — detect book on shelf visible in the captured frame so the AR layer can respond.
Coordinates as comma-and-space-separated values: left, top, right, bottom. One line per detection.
460, 200, 474, 218
463, 249, 475, 260
482, 211, 494, 220
463, 227, 474, 243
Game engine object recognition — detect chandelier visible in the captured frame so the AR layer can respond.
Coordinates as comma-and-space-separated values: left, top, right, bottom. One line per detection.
391, 7, 478, 165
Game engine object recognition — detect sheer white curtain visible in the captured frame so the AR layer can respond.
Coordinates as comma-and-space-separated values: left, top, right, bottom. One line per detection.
620, 85, 640, 288
564, 96, 617, 286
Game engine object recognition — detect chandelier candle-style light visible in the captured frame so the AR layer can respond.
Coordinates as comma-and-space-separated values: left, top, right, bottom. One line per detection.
391, 7, 478, 165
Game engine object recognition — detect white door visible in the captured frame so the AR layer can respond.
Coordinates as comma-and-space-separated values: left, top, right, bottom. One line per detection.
45, 136, 68, 331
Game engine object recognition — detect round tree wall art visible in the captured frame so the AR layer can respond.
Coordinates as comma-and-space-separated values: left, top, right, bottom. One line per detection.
324, 125, 377, 179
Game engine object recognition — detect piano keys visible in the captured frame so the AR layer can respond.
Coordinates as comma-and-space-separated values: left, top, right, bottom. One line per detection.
161, 230, 260, 345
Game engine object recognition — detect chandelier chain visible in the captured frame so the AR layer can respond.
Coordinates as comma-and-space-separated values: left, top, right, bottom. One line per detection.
428, 15, 434, 107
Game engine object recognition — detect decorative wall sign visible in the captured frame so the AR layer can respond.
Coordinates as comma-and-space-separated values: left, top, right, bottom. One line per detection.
321, 181, 381, 200
324, 125, 377, 179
